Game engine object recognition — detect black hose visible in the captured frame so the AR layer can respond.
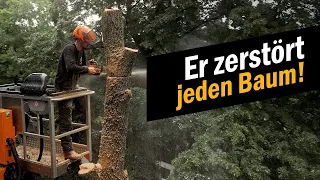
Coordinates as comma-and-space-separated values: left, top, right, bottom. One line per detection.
37, 115, 44, 162
6, 138, 21, 180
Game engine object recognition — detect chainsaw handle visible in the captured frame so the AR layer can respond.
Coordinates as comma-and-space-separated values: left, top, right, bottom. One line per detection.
88, 61, 97, 66
88, 59, 97, 66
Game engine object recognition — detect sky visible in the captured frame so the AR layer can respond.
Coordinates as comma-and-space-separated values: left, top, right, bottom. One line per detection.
84, 14, 101, 25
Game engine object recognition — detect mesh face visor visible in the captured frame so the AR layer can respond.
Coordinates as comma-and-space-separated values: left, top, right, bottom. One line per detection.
83, 29, 99, 46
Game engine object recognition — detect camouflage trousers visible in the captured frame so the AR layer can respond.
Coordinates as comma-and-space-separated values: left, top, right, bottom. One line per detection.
56, 92, 87, 153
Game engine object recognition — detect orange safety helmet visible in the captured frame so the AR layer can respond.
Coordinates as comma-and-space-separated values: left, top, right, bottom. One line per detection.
73, 25, 99, 45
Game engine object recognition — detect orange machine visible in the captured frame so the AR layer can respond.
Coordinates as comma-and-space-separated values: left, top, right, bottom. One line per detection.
0, 108, 20, 180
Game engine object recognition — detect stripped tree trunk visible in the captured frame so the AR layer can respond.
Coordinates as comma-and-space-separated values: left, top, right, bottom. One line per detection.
98, 8, 136, 179
78, 8, 137, 180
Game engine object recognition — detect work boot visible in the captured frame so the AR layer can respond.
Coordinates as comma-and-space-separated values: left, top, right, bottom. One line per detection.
64, 151, 82, 160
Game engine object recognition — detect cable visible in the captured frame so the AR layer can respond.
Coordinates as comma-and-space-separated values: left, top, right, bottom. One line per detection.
37, 115, 44, 162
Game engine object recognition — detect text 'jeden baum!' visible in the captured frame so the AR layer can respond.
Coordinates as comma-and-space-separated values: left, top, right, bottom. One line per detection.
176, 36, 305, 111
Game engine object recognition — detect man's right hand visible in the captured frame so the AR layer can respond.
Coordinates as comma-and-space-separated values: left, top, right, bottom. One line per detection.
88, 66, 101, 75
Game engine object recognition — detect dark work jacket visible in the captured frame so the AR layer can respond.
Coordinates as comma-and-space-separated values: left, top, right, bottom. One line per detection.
54, 43, 88, 91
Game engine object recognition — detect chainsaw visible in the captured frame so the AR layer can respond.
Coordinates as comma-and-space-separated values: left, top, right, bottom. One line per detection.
88, 59, 102, 75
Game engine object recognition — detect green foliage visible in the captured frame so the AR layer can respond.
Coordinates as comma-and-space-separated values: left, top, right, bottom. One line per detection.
169, 94, 320, 180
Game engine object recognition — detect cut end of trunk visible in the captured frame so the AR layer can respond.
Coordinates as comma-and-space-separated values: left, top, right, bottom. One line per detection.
78, 163, 102, 176
104, 8, 119, 12
125, 47, 138, 53
123, 169, 129, 180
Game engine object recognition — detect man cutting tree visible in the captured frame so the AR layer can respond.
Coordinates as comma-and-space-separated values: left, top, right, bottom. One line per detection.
54, 25, 101, 160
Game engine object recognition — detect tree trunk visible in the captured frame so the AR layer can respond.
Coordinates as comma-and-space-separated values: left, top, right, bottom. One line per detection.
78, 8, 137, 180
98, 8, 136, 180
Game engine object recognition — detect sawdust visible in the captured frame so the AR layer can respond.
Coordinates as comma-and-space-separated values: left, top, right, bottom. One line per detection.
130, 69, 146, 89
16, 145, 66, 166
